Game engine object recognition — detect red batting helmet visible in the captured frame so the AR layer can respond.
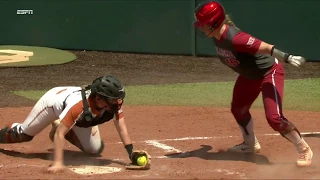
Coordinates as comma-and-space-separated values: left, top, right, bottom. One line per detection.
193, 0, 225, 29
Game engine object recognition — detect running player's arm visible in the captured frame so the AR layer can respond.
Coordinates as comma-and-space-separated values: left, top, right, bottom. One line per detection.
232, 32, 263, 54
113, 108, 133, 158
258, 41, 292, 63
232, 32, 291, 62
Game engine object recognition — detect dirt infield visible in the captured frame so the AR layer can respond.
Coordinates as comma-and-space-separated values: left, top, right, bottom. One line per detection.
0, 51, 319, 179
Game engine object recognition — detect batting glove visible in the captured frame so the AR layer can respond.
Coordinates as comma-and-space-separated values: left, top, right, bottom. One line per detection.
287, 55, 306, 67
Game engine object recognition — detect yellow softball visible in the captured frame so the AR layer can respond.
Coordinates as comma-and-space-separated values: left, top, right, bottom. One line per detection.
137, 155, 147, 166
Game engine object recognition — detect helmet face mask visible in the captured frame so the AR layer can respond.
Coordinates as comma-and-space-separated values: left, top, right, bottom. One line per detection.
97, 94, 123, 105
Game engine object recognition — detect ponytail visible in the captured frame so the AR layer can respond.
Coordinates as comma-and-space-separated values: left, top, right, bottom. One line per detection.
224, 14, 240, 30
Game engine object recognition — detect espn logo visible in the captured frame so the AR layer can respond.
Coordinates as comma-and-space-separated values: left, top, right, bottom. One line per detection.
246, 37, 255, 46
17, 10, 33, 15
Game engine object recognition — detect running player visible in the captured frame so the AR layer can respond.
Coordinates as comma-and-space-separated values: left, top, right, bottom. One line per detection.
193, 0, 312, 167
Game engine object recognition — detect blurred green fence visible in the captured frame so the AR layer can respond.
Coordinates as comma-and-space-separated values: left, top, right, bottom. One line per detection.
0, 0, 319, 61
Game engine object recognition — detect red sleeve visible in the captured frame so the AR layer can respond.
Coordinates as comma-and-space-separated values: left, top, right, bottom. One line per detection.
232, 32, 262, 54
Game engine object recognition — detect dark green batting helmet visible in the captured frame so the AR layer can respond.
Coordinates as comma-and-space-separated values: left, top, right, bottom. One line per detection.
90, 74, 125, 100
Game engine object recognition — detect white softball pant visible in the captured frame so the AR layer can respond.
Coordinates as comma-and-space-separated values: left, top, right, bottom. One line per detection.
12, 87, 103, 154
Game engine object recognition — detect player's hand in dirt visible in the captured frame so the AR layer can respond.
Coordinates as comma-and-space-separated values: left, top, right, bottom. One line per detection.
47, 163, 66, 173
287, 55, 306, 67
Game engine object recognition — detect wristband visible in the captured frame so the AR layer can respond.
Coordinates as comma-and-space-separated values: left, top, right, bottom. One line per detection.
125, 144, 133, 157
271, 46, 290, 63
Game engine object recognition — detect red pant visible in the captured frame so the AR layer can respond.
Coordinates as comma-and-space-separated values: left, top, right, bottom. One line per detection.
231, 62, 289, 132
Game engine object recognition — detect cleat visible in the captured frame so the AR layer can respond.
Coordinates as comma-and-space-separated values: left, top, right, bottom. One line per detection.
227, 138, 261, 153
0, 126, 9, 143
297, 146, 313, 167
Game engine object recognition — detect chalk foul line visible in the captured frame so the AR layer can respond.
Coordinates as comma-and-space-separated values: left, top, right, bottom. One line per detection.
111, 131, 320, 145
145, 140, 182, 153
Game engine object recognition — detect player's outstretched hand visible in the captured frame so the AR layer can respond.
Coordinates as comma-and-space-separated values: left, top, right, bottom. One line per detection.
47, 163, 66, 173
287, 55, 306, 67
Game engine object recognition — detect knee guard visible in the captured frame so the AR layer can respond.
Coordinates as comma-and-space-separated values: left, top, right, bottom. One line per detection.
0, 125, 33, 144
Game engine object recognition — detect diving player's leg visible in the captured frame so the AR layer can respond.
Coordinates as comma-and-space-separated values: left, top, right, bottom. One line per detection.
0, 88, 62, 143
64, 125, 104, 155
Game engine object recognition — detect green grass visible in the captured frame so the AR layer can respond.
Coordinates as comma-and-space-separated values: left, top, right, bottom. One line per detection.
13, 78, 320, 112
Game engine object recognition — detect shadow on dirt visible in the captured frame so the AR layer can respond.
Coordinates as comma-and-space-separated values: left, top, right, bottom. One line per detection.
165, 145, 272, 165
0, 148, 127, 166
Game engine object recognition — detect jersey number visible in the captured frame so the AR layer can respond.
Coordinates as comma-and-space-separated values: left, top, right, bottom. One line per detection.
225, 58, 240, 67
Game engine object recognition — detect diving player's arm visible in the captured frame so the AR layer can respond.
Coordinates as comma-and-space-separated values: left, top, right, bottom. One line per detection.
52, 122, 70, 167
51, 101, 82, 170
113, 110, 133, 159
